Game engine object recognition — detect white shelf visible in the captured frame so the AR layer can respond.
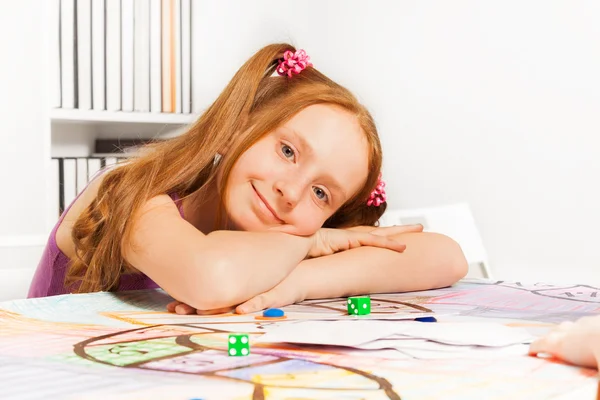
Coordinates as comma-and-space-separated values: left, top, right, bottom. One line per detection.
50, 108, 198, 125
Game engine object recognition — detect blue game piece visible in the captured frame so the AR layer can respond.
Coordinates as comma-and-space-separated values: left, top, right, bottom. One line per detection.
262, 308, 285, 318
414, 316, 437, 323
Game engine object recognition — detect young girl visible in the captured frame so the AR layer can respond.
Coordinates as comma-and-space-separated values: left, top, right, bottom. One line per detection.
28, 43, 468, 314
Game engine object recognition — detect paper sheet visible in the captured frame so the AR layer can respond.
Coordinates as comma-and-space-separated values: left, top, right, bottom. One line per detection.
2, 279, 598, 399
391, 321, 535, 347
256, 320, 402, 346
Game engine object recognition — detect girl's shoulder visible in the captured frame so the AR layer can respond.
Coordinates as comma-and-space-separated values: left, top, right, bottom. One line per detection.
55, 173, 108, 259
55, 172, 183, 260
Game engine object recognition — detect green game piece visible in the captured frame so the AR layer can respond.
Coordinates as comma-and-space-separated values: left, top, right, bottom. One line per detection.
347, 296, 371, 315
228, 334, 250, 356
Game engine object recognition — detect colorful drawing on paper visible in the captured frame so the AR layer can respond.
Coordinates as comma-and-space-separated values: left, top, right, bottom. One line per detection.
1, 279, 598, 399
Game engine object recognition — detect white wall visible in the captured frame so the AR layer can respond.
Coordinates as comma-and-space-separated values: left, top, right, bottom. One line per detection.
1, 1, 598, 293
192, 0, 600, 285
0, 0, 49, 298
0, 0, 50, 235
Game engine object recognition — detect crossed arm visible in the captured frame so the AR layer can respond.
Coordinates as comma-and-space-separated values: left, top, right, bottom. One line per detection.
169, 230, 468, 314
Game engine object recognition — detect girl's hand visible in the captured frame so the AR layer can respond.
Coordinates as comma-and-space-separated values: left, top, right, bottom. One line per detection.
235, 269, 305, 314
166, 224, 423, 315
346, 224, 424, 236
308, 227, 408, 258
166, 275, 303, 316
166, 301, 234, 315
529, 315, 600, 369
167, 278, 301, 315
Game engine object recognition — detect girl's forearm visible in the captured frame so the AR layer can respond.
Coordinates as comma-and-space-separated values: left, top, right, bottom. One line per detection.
191, 230, 311, 309
294, 232, 468, 300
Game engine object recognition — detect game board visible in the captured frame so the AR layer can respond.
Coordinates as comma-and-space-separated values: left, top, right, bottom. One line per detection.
1, 279, 598, 399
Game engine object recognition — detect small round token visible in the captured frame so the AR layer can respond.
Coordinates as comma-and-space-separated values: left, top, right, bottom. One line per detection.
415, 316, 437, 323
262, 308, 285, 318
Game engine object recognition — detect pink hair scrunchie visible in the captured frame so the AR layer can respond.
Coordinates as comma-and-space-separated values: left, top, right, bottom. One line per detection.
276, 49, 312, 77
367, 174, 387, 207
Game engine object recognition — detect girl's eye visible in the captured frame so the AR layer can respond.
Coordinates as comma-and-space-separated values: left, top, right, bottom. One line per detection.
281, 144, 295, 160
313, 187, 329, 202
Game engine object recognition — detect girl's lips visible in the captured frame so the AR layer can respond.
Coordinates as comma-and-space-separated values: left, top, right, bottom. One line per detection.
252, 184, 283, 223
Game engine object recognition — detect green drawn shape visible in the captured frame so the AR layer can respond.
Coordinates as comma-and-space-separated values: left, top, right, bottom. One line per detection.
85, 337, 190, 366
47, 352, 98, 367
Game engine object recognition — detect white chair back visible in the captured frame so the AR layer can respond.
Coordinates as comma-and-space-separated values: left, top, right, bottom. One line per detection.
379, 203, 492, 278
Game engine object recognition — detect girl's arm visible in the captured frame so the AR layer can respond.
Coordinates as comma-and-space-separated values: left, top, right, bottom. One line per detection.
299, 231, 467, 298
124, 195, 311, 311
124, 195, 405, 311
235, 231, 468, 313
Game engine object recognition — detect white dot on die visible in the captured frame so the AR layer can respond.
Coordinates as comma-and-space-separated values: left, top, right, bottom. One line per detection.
363, 304, 367, 308
229, 348, 236, 356
229, 337, 236, 344
347, 299, 351, 304
354, 309, 358, 314
241, 348, 249, 355
241, 336, 248, 344
350, 304, 355, 309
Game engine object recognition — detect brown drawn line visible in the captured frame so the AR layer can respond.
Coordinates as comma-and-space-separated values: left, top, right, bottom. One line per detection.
370, 298, 432, 313
253, 383, 265, 400
74, 324, 402, 399
298, 298, 431, 314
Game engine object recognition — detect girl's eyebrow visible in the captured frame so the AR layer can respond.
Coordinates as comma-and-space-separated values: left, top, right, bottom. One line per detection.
287, 128, 348, 201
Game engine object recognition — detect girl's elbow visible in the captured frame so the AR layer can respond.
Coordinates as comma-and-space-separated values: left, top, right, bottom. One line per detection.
171, 257, 240, 311
452, 252, 469, 281
425, 233, 468, 288
443, 236, 469, 285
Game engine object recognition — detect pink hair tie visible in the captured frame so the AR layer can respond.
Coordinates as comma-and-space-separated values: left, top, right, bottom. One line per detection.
276, 49, 312, 77
367, 174, 387, 207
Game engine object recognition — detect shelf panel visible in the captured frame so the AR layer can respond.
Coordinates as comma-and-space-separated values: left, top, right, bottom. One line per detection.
50, 109, 199, 125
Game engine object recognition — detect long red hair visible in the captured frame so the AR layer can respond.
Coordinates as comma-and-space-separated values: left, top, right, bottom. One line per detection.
67, 43, 387, 293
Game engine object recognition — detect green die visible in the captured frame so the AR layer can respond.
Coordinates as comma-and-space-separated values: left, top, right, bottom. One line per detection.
228, 334, 250, 356
347, 296, 371, 315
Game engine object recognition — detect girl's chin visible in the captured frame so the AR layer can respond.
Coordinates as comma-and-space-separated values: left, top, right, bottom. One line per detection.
224, 215, 264, 232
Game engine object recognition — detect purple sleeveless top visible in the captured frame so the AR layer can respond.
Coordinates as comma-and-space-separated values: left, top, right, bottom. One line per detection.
27, 191, 185, 298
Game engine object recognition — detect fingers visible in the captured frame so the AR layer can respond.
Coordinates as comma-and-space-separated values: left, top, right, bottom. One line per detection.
529, 332, 560, 356
167, 301, 182, 313
357, 233, 406, 253
195, 306, 236, 315
529, 330, 565, 357
237, 293, 269, 315
175, 303, 197, 315
168, 301, 236, 315
345, 226, 376, 233
370, 224, 424, 237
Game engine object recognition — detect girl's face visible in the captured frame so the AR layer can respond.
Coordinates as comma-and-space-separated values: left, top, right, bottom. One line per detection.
223, 104, 370, 235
